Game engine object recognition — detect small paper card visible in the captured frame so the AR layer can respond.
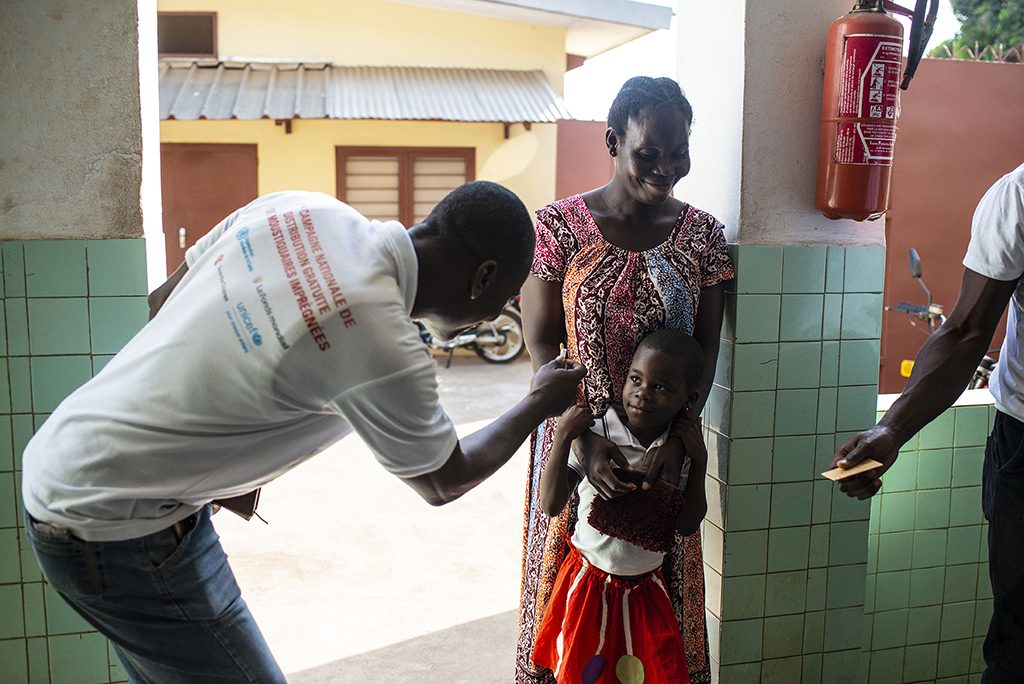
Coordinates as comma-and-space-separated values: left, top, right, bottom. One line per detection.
821, 459, 884, 481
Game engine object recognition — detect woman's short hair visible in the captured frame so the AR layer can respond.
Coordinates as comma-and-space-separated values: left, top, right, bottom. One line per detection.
607, 76, 693, 134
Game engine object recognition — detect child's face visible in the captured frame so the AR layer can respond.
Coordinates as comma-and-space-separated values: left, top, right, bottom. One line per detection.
621, 347, 692, 430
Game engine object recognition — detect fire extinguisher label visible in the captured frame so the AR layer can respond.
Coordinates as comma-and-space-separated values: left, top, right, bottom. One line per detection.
835, 33, 902, 165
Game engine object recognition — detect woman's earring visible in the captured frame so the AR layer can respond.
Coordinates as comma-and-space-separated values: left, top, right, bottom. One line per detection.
609, 146, 617, 157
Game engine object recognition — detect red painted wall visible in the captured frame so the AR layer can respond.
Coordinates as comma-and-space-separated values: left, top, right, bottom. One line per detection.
880, 59, 1024, 393
556, 119, 614, 200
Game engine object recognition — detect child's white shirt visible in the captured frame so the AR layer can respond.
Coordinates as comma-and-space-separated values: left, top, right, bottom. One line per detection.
568, 408, 691, 576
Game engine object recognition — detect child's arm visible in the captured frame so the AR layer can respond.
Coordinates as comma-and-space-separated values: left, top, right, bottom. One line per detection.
540, 405, 594, 517
674, 417, 708, 535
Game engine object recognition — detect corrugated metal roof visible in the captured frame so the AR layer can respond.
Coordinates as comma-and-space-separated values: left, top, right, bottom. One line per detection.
159, 60, 571, 123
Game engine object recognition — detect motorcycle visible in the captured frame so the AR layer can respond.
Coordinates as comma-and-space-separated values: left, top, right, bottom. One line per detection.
416, 295, 526, 368
887, 248, 996, 389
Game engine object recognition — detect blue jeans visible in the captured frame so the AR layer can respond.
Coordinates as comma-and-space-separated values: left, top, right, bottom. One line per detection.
25, 506, 286, 683
982, 411, 1024, 683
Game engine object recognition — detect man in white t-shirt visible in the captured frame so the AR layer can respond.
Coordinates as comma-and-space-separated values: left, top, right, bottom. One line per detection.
22, 181, 585, 683
833, 163, 1024, 682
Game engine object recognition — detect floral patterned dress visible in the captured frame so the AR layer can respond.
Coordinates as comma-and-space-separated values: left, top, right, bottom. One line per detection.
516, 195, 734, 684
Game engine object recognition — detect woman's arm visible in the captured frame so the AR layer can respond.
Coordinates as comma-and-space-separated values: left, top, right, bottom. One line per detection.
539, 406, 592, 516
675, 418, 708, 535
692, 282, 727, 414
521, 275, 565, 372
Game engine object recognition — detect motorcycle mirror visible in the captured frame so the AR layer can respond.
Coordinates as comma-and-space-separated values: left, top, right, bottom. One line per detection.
908, 248, 922, 279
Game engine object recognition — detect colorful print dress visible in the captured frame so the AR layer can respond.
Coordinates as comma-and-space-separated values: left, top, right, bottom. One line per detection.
516, 195, 734, 684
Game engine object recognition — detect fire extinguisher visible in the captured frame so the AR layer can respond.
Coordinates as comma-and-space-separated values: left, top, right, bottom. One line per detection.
815, 0, 939, 221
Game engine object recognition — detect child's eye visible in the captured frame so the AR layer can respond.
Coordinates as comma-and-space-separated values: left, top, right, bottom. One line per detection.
630, 375, 641, 384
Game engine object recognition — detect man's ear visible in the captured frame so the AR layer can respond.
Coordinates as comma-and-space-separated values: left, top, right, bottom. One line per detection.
470, 260, 498, 300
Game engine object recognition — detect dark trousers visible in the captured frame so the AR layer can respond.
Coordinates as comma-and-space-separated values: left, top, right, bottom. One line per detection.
982, 410, 1024, 683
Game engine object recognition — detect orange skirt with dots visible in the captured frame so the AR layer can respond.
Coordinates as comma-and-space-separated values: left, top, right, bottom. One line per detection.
531, 544, 690, 684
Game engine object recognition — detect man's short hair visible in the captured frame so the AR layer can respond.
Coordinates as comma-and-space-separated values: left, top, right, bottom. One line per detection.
636, 328, 704, 388
420, 181, 535, 270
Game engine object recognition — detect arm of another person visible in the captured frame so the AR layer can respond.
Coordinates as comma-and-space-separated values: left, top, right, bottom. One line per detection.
522, 275, 635, 498
148, 261, 189, 319
834, 267, 1017, 499
672, 417, 708, 535
538, 405, 593, 516
641, 281, 727, 490
402, 357, 586, 506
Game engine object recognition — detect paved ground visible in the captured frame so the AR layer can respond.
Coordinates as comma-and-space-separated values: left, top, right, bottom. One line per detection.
213, 356, 535, 683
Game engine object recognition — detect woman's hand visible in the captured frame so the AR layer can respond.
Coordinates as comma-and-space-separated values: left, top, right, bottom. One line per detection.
678, 416, 708, 468
574, 430, 636, 499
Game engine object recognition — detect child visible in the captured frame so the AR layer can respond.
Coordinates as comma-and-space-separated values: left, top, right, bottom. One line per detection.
532, 329, 708, 684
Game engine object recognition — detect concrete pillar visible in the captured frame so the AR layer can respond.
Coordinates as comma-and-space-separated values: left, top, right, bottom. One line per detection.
678, 2, 884, 681
0, 1, 151, 681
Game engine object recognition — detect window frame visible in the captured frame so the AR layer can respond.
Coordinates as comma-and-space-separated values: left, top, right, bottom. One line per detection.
335, 146, 476, 227
157, 11, 218, 59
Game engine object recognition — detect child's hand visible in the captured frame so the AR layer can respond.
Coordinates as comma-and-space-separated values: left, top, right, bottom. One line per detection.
677, 416, 708, 467
555, 405, 594, 441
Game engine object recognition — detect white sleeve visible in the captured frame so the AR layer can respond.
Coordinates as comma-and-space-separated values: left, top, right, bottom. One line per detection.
328, 361, 458, 478
963, 174, 1024, 281
185, 207, 244, 267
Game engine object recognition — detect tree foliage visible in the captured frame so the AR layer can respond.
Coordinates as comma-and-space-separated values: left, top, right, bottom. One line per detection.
949, 0, 1024, 47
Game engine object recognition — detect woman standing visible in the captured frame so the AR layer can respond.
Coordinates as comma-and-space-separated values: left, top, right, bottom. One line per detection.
516, 77, 734, 684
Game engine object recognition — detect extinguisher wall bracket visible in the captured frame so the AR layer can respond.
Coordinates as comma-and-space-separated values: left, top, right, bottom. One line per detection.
890, 0, 940, 90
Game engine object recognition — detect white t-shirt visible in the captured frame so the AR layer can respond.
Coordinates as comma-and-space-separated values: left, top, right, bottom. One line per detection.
23, 191, 458, 541
569, 408, 690, 577
963, 163, 1024, 422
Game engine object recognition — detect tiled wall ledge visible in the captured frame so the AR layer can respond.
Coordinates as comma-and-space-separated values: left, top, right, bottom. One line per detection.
1, 238, 148, 684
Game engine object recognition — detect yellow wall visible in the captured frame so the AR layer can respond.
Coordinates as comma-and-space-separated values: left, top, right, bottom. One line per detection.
157, 0, 567, 92
161, 119, 558, 216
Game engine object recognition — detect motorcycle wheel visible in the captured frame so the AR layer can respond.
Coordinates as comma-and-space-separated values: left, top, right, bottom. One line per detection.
474, 309, 525, 364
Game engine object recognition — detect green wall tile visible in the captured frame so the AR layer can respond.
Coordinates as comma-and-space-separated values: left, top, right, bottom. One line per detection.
0, 304, 7, 357
940, 602, 976, 642
841, 293, 883, 339
884, 453, 918, 491
714, 339, 733, 388
918, 449, 953, 489
764, 613, 805, 658
809, 523, 831, 568
872, 609, 908, 650
953, 406, 991, 447
773, 435, 815, 482
978, 562, 991, 598
910, 566, 946, 607
946, 526, 982, 567
720, 618, 764, 665
89, 296, 148, 354
804, 609, 825, 652
735, 294, 781, 343
704, 521, 724, 575
831, 491, 871, 524
0, 360, 10, 415
826, 563, 867, 609
6, 299, 29, 356
23, 582, 45, 637
802, 653, 823, 683
0, 528, 20, 583
907, 604, 942, 644
778, 342, 820, 389
820, 343, 840, 391
18, 529, 41, 583
824, 607, 863, 652
936, 637, 972, 677
732, 343, 778, 391
3, 242, 27, 297
48, 632, 110, 684
811, 481, 833, 525
736, 245, 783, 294
825, 247, 846, 293
844, 246, 885, 293
817, 387, 838, 434
879, 491, 915, 533
782, 246, 827, 294
875, 570, 911, 612
869, 647, 905, 683
29, 356, 91, 413
705, 385, 732, 435
9, 357, 31, 414
729, 438, 773, 484
92, 355, 116, 376
0, 584, 25, 638
26, 299, 91, 355
836, 385, 878, 432
952, 448, 984, 487
765, 570, 807, 616
731, 391, 776, 438
722, 574, 766, 620
768, 526, 810, 572
762, 655, 803, 683
877, 531, 914, 572
838, 339, 880, 386
771, 482, 813, 527
912, 529, 948, 568
24, 241, 87, 298
780, 295, 824, 342
944, 564, 979, 604
919, 411, 955, 450
974, 599, 993, 638
0, 472, 17, 528
87, 239, 148, 296
727, 484, 771, 530
718, 662, 762, 682
774, 389, 818, 436
904, 642, 938, 682
807, 568, 827, 611
43, 584, 91, 635
724, 529, 768, 576
970, 636, 986, 674
705, 565, 722, 617
916, 489, 951, 529
0, 638, 28, 684
949, 487, 983, 526
823, 294, 843, 341
27, 636, 49, 683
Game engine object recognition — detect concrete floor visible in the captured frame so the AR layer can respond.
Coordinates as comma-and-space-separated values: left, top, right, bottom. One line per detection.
213, 356, 535, 683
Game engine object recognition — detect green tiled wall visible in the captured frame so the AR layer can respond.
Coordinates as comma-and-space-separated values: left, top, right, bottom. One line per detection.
864, 402, 993, 683
0, 239, 147, 684
706, 244, 884, 683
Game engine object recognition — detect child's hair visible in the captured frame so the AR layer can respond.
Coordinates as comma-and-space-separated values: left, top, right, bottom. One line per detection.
635, 329, 704, 388
607, 76, 694, 134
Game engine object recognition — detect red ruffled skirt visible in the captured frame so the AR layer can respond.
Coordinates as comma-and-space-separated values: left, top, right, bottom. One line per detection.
531, 544, 690, 684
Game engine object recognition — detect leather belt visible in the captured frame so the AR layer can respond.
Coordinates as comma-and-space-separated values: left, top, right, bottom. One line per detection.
170, 512, 199, 542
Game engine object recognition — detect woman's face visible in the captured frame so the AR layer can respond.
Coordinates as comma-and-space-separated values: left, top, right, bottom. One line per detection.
610, 106, 691, 204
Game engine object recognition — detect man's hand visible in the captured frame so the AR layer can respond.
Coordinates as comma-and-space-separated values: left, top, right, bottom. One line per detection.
832, 424, 901, 499
529, 357, 587, 417
554, 405, 594, 442
575, 430, 636, 499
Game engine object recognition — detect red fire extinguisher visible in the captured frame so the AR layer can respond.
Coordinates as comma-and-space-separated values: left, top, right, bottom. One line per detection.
816, 0, 938, 221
